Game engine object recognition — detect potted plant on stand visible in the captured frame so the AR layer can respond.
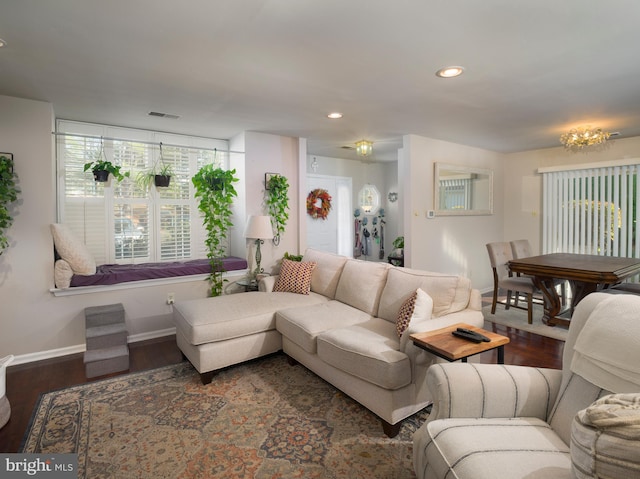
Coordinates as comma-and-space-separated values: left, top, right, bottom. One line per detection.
192, 165, 239, 296
265, 173, 290, 246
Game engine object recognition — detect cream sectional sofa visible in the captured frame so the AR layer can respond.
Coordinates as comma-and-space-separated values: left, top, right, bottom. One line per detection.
173, 248, 483, 436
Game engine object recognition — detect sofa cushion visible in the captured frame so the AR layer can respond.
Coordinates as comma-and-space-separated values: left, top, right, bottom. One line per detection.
273, 259, 317, 295
302, 248, 349, 299
275, 300, 372, 354
174, 291, 328, 345
396, 288, 432, 338
334, 259, 390, 316
378, 267, 471, 321
317, 318, 411, 390
415, 417, 571, 479
50, 223, 97, 275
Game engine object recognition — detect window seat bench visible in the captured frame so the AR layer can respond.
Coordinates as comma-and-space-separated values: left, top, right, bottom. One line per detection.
54, 257, 248, 289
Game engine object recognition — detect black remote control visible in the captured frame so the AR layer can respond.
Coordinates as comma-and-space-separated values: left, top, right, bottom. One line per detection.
452, 328, 491, 343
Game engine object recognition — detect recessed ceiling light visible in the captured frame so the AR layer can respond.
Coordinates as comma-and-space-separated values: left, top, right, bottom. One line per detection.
327, 112, 343, 119
435, 66, 464, 78
0, 39, 7, 48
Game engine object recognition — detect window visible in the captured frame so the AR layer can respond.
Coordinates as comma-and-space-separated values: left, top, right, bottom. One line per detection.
541, 161, 640, 259
56, 120, 229, 265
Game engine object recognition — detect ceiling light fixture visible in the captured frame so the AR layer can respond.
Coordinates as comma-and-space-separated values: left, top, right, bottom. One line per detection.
355, 139, 373, 157
327, 112, 343, 119
560, 126, 611, 152
0, 38, 7, 48
435, 66, 464, 78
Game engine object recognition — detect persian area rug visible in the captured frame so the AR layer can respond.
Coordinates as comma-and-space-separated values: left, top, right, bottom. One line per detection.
21, 353, 428, 478
482, 303, 568, 341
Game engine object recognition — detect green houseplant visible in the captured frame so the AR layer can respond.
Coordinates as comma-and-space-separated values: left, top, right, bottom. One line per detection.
136, 163, 174, 190
192, 165, 239, 296
265, 174, 290, 246
0, 155, 20, 255
84, 159, 130, 182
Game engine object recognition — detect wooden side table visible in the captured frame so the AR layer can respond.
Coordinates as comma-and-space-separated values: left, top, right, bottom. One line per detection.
410, 323, 510, 364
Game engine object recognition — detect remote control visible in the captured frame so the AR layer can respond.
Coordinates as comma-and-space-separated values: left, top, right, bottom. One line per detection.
452, 330, 482, 343
452, 328, 491, 343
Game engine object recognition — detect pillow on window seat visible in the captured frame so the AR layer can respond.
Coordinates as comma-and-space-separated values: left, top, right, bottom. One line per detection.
50, 224, 96, 275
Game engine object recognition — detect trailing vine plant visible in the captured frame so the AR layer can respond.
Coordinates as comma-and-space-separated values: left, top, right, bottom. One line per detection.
265, 174, 290, 246
192, 165, 239, 296
0, 155, 20, 255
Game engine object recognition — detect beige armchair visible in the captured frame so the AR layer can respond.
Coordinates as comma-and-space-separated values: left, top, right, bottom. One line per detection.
413, 292, 640, 479
0, 355, 14, 429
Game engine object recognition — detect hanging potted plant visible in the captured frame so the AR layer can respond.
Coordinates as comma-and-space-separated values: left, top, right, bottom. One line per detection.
192, 165, 239, 296
83, 159, 130, 182
265, 173, 290, 246
0, 154, 20, 255
136, 163, 174, 190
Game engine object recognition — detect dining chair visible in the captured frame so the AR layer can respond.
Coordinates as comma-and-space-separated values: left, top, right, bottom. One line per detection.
510, 239, 566, 309
486, 242, 535, 324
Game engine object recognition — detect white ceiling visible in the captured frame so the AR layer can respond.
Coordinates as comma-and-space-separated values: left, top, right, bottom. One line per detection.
2, 1, 640, 162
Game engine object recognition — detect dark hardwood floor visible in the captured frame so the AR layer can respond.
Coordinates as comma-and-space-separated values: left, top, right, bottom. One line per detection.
0, 302, 564, 453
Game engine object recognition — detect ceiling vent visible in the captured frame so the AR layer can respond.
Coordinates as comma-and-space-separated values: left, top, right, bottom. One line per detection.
148, 111, 180, 119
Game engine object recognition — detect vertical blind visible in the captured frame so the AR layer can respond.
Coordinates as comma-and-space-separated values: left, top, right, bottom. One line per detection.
439, 178, 472, 210
56, 120, 230, 265
541, 162, 640, 259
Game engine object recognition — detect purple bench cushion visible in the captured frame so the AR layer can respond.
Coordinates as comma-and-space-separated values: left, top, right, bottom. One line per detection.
70, 257, 247, 287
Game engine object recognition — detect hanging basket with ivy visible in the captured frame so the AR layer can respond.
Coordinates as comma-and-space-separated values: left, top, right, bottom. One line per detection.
306, 188, 332, 220
192, 165, 239, 297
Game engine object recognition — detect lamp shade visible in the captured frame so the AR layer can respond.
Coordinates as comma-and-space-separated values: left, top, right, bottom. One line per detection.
244, 215, 273, 239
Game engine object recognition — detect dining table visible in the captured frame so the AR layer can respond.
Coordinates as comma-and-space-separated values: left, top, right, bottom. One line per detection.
508, 253, 640, 327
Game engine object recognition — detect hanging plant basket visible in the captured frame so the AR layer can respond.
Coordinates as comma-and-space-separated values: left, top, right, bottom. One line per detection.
93, 170, 110, 182
306, 188, 332, 220
208, 177, 224, 190
154, 175, 171, 187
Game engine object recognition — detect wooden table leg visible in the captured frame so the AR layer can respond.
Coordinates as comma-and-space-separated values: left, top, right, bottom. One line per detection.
533, 276, 563, 326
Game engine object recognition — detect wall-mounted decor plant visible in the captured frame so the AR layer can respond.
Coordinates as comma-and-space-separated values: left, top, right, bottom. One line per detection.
192, 165, 239, 296
265, 173, 289, 246
0, 153, 20, 255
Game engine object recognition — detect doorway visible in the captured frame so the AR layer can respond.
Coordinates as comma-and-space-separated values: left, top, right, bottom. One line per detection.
306, 174, 352, 257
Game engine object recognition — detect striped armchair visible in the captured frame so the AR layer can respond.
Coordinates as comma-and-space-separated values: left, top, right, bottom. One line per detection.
413, 292, 640, 479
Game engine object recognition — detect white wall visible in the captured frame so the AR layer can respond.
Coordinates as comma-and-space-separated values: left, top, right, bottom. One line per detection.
244, 131, 301, 274
402, 134, 505, 291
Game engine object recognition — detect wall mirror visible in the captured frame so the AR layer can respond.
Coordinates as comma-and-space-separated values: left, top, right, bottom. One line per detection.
434, 163, 493, 216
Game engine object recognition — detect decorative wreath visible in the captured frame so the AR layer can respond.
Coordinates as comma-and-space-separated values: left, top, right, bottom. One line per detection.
306, 188, 332, 220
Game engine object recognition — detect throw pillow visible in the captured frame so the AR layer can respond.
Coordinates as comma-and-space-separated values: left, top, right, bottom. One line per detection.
396, 288, 432, 338
50, 223, 97, 275
273, 259, 317, 295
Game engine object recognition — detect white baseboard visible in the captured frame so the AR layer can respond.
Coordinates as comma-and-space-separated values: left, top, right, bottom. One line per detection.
10, 328, 177, 366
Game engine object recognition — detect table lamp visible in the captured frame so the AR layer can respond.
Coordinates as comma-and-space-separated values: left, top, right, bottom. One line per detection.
244, 215, 273, 276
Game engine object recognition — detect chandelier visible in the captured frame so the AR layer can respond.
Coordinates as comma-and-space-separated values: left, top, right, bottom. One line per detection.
355, 140, 373, 157
560, 126, 611, 152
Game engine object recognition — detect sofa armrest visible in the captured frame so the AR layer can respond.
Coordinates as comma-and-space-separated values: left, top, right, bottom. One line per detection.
54, 259, 73, 289
258, 275, 278, 292
427, 362, 563, 422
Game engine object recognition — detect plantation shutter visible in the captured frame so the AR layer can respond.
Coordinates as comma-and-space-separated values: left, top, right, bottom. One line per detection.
57, 120, 230, 265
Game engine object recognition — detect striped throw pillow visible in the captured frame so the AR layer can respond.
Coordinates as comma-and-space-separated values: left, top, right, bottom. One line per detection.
273, 259, 317, 295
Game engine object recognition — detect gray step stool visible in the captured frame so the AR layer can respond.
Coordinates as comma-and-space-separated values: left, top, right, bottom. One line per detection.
84, 303, 129, 378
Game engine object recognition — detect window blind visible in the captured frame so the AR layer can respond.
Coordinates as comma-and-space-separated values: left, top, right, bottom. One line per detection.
542, 163, 640, 259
